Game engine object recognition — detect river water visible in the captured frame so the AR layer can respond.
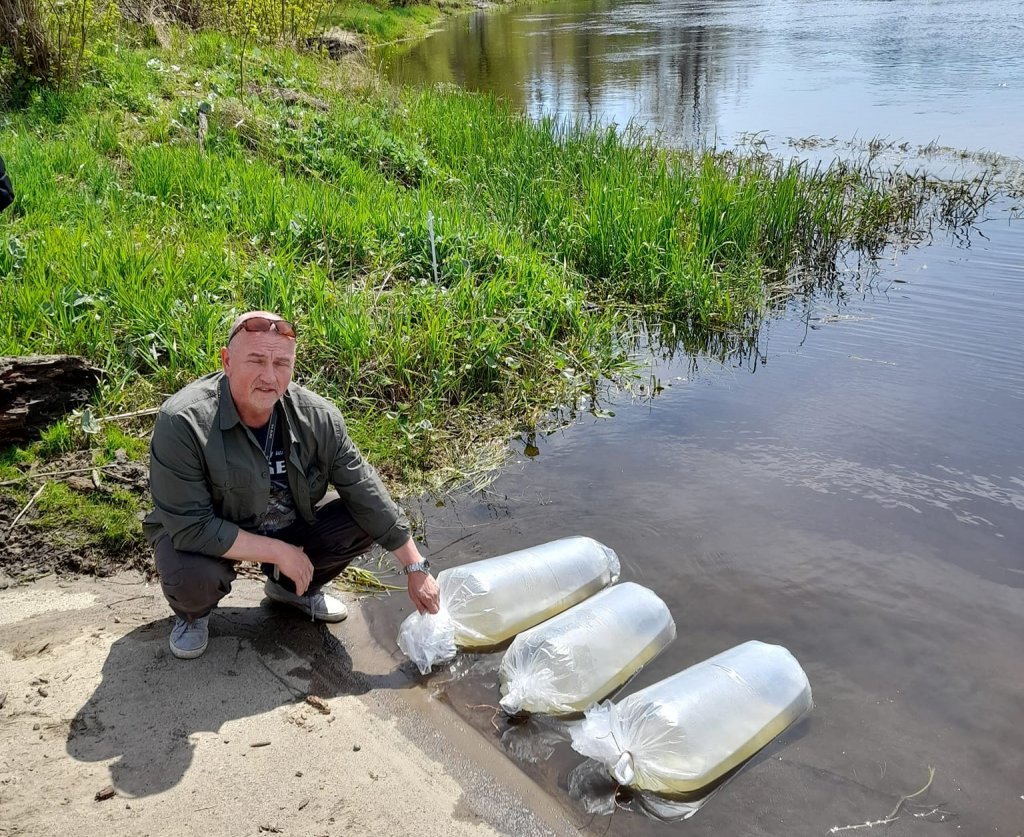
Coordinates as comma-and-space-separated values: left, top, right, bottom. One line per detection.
370, 2, 1024, 834
380, 0, 1024, 159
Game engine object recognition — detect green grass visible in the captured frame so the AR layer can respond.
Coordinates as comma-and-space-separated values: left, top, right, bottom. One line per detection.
325, 0, 531, 46
33, 482, 147, 553
0, 27, 994, 566
328, 1, 442, 43
1, 419, 154, 576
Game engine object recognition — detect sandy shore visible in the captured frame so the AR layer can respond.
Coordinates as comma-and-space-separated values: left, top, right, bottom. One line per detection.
0, 574, 576, 837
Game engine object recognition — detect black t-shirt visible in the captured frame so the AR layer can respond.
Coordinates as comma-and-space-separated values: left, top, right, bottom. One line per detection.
250, 408, 297, 533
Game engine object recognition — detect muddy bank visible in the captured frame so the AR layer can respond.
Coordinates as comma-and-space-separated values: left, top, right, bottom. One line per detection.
0, 450, 151, 584
0, 575, 577, 836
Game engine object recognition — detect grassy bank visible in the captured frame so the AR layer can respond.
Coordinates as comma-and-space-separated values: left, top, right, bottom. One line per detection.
0, 25, 992, 575
327, 0, 546, 46
327, 0, 451, 44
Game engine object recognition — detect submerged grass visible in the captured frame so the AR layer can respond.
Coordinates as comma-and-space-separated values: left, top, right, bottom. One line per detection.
0, 28, 997, 568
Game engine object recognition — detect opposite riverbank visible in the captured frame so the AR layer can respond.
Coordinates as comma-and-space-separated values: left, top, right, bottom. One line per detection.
329, 0, 535, 47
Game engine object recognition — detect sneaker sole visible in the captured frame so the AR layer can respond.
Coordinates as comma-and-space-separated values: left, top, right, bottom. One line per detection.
169, 637, 209, 659
266, 586, 350, 618
264, 594, 348, 623
309, 608, 348, 623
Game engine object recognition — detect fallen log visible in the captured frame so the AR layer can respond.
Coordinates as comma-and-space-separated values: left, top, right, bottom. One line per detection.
0, 355, 102, 446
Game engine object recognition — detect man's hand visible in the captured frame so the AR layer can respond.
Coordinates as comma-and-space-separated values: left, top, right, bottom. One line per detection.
224, 530, 314, 594
272, 542, 314, 596
391, 537, 440, 614
408, 571, 440, 615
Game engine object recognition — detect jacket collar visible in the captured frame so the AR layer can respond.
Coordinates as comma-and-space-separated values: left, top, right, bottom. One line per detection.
217, 374, 243, 431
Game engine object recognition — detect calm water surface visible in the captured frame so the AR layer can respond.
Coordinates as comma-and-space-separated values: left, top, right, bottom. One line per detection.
380, 0, 1024, 157
367, 2, 1024, 833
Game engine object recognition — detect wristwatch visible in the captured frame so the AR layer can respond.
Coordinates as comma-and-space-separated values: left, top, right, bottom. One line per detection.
403, 560, 431, 576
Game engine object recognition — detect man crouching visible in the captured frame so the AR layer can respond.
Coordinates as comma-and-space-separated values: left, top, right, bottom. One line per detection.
144, 310, 440, 659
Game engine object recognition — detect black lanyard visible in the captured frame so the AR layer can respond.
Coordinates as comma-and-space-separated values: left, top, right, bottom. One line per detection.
260, 409, 278, 465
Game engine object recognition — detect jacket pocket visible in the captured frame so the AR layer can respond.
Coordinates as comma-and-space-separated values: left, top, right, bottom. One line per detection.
209, 467, 254, 491
305, 464, 327, 500
209, 468, 259, 522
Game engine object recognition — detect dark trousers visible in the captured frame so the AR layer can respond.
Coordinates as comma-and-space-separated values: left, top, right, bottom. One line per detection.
154, 494, 374, 621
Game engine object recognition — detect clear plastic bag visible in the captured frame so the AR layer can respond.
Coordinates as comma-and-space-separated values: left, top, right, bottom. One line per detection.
569, 640, 813, 794
396, 605, 457, 676
397, 536, 620, 674
498, 582, 676, 716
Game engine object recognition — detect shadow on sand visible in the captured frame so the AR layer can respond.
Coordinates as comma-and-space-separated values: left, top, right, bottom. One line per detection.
65, 601, 414, 797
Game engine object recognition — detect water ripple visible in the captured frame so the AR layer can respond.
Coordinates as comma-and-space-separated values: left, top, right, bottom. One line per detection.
741, 443, 1024, 528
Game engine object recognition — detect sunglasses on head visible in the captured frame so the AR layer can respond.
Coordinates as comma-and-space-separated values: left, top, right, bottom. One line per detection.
228, 316, 297, 343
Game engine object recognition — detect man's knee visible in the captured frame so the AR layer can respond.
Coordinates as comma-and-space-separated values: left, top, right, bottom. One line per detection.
304, 499, 374, 566
154, 536, 235, 618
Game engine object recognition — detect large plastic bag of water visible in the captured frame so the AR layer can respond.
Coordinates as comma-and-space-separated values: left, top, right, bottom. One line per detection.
569, 640, 812, 794
397, 536, 620, 675
498, 582, 676, 715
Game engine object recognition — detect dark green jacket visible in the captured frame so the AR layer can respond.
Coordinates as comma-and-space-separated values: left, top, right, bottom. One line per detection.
144, 372, 410, 556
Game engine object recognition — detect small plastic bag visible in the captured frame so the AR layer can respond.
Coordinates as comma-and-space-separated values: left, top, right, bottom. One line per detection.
569, 640, 812, 794
498, 582, 676, 716
397, 605, 457, 676
396, 536, 620, 674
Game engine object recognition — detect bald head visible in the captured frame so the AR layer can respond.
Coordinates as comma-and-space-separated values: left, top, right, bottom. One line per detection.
221, 311, 297, 427
227, 311, 296, 346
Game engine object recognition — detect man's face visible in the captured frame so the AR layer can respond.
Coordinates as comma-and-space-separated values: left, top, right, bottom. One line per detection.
220, 327, 296, 422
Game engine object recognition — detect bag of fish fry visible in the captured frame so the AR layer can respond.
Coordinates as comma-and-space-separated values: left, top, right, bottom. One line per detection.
498, 582, 676, 715
398, 536, 620, 674
569, 640, 813, 794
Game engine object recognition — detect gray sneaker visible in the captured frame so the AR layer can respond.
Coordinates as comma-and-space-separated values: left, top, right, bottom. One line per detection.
264, 579, 348, 623
169, 615, 210, 659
